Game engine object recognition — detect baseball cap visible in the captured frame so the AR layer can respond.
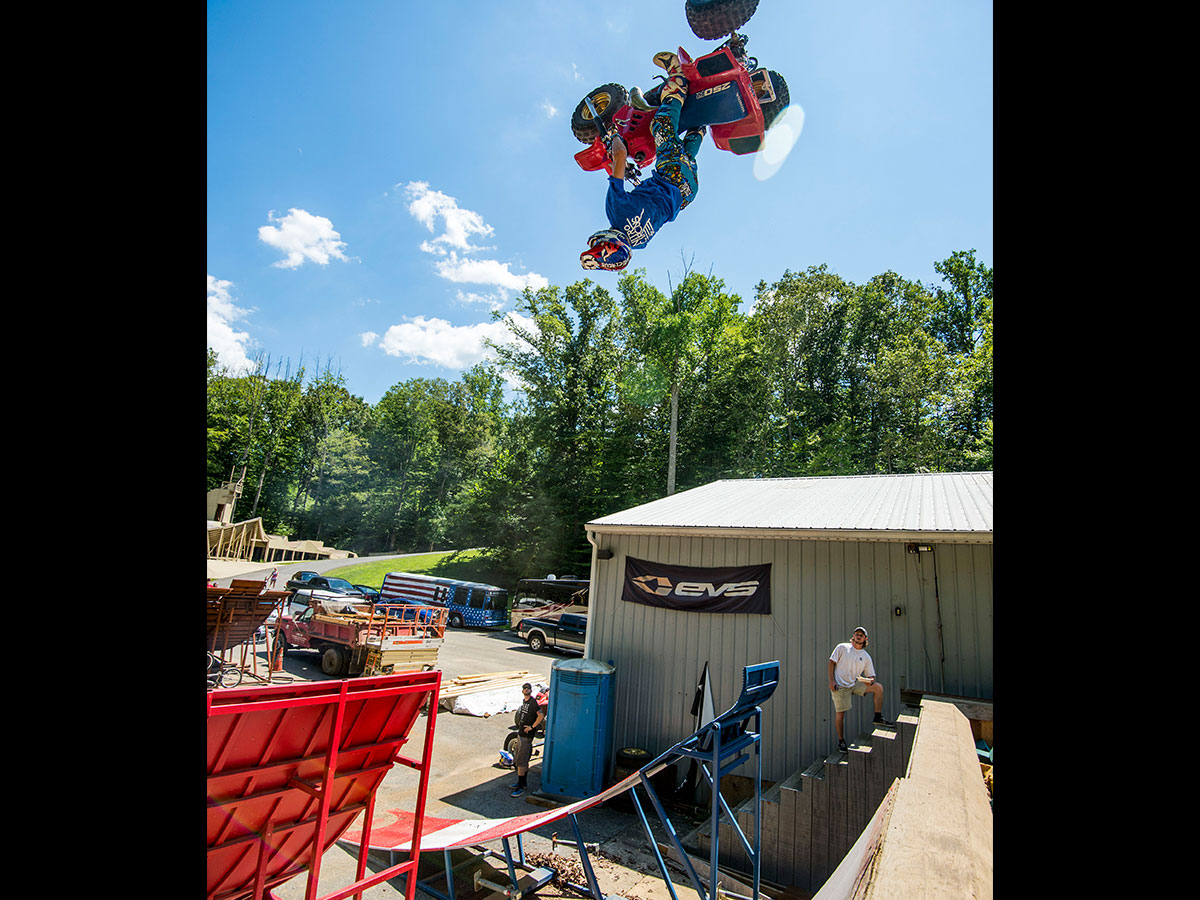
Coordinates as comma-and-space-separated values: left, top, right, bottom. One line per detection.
853, 626, 868, 637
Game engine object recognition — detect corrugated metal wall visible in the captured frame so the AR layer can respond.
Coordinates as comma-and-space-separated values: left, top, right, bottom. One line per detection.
587, 533, 993, 784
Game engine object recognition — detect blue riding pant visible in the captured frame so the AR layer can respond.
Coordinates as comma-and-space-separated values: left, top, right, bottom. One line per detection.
650, 95, 701, 210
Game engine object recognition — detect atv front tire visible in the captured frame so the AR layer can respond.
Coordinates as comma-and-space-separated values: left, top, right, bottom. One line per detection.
685, 0, 760, 40
571, 83, 629, 144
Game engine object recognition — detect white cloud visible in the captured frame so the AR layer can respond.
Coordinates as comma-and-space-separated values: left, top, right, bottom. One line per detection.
400, 181, 547, 293
258, 208, 350, 268
359, 331, 379, 347
434, 252, 549, 293
541, 100, 558, 118
207, 275, 256, 374
375, 313, 537, 370
404, 181, 494, 254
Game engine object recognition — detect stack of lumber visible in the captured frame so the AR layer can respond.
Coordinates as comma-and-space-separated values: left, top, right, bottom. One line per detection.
437, 670, 544, 713
440, 671, 534, 700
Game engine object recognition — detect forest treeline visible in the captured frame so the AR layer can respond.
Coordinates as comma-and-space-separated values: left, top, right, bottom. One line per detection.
207, 251, 992, 585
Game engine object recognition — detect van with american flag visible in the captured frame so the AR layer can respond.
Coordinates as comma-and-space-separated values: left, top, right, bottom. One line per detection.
380, 571, 510, 629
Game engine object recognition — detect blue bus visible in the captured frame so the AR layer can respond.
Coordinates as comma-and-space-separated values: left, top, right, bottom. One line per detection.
380, 571, 509, 628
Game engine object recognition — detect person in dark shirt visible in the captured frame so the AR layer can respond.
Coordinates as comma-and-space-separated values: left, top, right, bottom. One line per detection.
580, 51, 706, 272
510, 682, 546, 797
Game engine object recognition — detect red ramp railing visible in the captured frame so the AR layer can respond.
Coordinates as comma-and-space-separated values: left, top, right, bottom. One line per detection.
206, 671, 441, 900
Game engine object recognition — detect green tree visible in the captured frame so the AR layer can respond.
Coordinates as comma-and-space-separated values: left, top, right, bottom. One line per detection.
367, 378, 449, 551
206, 351, 307, 533
749, 265, 857, 473
288, 364, 375, 545
929, 250, 993, 466
480, 280, 625, 576
618, 267, 743, 495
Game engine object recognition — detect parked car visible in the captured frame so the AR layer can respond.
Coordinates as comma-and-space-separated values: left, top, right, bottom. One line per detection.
353, 584, 381, 603
284, 570, 321, 592
517, 612, 588, 655
304, 576, 365, 596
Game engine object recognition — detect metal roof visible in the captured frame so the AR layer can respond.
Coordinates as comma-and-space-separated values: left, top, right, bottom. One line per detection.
587, 472, 993, 541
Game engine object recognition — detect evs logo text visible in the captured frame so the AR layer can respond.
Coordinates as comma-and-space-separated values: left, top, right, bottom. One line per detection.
633, 574, 761, 598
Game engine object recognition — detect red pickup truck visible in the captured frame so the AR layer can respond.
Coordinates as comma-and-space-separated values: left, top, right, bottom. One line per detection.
276, 599, 448, 677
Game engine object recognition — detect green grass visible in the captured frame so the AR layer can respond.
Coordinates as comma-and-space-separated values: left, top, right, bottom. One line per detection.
325, 549, 508, 590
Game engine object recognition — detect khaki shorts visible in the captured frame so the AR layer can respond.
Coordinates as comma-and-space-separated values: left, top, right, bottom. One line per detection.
514, 732, 534, 768
831, 681, 871, 713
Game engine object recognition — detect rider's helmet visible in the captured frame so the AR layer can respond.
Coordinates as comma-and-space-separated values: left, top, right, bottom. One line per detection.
580, 229, 631, 271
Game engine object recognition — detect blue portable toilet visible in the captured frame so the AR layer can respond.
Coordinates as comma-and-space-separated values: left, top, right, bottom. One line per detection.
541, 658, 616, 799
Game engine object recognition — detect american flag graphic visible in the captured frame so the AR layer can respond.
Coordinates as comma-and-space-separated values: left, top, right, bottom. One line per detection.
381, 572, 453, 606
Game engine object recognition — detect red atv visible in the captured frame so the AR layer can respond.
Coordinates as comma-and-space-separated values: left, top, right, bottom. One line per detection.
571, 1, 789, 180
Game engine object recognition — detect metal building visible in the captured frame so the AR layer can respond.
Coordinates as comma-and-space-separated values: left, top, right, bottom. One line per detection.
583, 471, 993, 784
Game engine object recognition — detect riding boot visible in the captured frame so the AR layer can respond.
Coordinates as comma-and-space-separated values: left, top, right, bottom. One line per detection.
652, 51, 681, 72
652, 51, 688, 105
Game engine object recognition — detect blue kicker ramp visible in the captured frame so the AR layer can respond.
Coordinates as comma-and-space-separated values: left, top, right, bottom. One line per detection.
631, 660, 780, 900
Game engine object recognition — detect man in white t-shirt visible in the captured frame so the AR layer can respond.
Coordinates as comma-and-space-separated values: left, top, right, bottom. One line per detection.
828, 626, 893, 753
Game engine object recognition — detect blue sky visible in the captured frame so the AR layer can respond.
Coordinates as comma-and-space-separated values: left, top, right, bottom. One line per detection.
207, 0, 992, 405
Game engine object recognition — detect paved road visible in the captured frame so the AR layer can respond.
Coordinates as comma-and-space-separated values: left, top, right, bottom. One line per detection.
245, 625, 558, 784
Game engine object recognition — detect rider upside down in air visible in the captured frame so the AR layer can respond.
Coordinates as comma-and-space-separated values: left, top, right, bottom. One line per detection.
580, 51, 707, 272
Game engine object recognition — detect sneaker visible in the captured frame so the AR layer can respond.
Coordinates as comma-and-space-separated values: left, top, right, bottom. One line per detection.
510, 787, 526, 798
874, 715, 895, 727
837, 739, 849, 753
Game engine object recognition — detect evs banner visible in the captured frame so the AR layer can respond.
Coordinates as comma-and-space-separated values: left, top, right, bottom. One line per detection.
621, 557, 771, 614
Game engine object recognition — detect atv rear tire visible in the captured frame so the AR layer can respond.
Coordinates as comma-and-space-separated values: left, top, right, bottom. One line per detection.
571, 83, 629, 144
758, 69, 790, 130
685, 0, 760, 40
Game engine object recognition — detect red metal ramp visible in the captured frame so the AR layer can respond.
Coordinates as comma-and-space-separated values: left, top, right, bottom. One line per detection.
207, 671, 441, 900
341, 761, 670, 853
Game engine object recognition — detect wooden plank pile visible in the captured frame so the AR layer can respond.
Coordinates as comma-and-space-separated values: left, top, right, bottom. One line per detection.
436, 670, 542, 712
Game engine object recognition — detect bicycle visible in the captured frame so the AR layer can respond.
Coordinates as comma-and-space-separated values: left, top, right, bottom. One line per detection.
207, 651, 244, 689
